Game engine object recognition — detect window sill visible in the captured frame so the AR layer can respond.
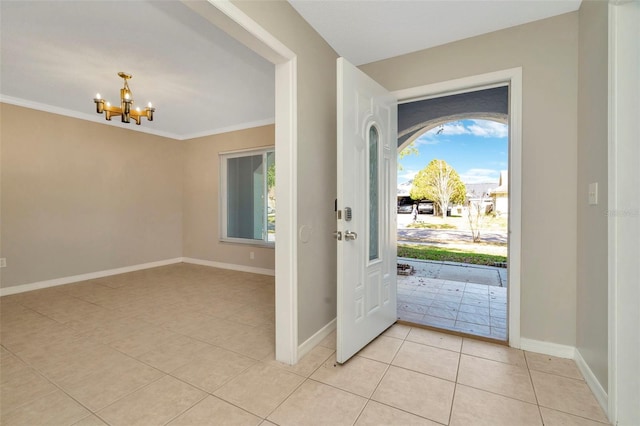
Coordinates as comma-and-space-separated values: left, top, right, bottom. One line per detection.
220, 238, 275, 249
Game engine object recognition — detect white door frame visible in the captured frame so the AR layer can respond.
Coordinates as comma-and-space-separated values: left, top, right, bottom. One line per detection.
392, 68, 523, 347
608, 1, 639, 423
188, 0, 299, 364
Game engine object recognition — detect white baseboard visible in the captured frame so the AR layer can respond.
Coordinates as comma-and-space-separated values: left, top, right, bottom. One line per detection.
575, 349, 609, 416
521, 338, 609, 419
297, 318, 336, 360
520, 338, 577, 359
0, 258, 183, 297
182, 257, 275, 276
0, 257, 275, 297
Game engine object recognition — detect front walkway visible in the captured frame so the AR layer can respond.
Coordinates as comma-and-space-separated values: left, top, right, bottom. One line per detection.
397, 258, 507, 341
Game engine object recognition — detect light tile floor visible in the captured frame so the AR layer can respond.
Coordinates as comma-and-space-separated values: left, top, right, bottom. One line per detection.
398, 260, 507, 340
1, 264, 609, 425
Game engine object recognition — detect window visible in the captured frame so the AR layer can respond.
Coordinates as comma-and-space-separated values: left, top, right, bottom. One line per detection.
220, 147, 275, 246
368, 125, 379, 261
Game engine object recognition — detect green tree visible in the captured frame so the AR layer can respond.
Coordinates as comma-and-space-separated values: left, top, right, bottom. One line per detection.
410, 159, 466, 219
398, 141, 418, 171
266, 152, 276, 214
267, 161, 275, 189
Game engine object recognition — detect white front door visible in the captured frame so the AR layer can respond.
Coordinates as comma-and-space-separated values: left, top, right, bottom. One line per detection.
336, 58, 398, 364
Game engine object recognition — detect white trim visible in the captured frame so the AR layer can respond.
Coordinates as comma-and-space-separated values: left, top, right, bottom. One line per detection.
179, 118, 275, 141
218, 145, 276, 156
575, 348, 609, 415
0, 258, 183, 297
219, 147, 276, 246
393, 69, 523, 103
507, 68, 523, 349
608, 2, 640, 424
182, 257, 275, 276
521, 339, 609, 416
200, 0, 298, 366
0, 95, 275, 141
298, 318, 336, 360
391, 67, 523, 349
520, 338, 576, 359
0, 257, 278, 298
274, 57, 299, 365
204, 1, 295, 63
607, 5, 619, 421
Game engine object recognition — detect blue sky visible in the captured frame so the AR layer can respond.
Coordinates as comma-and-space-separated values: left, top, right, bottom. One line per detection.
398, 119, 508, 185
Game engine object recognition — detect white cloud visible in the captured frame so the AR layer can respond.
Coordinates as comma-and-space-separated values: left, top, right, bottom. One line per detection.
440, 123, 470, 135
467, 120, 508, 138
417, 119, 508, 141
398, 170, 418, 182
414, 121, 472, 145
413, 133, 440, 146
423, 122, 470, 137
459, 168, 500, 184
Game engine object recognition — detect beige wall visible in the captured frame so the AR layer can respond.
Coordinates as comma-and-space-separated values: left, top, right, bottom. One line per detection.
0, 104, 184, 288
0, 105, 279, 290
232, 1, 339, 343
361, 13, 579, 346
577, 1, 609, 391
182, 125, 275, 271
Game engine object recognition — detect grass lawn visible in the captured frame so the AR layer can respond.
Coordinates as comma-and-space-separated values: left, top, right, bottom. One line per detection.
406, 222, 457, 230
398, 244, 507, 266
404, 213, 508, 232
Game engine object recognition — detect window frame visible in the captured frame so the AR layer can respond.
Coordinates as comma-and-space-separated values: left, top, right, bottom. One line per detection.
219, 146, 275, 248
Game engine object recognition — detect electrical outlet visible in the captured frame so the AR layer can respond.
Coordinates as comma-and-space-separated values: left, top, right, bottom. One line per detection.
0, 258, 6, 268
249, 252, 255, 260
588, 182, 598, 205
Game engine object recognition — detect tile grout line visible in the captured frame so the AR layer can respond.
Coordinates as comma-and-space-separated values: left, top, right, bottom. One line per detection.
446, 336, 465, 426
523, 350, 546, 425
1, 338, 129, 426
356, 324, 448, 426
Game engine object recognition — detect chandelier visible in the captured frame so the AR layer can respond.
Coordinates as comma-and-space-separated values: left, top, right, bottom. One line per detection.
93, 72, 155, 125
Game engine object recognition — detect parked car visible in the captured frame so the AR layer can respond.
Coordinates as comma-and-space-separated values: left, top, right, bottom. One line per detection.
397, 204, 412, 214
418, 201, 434, 214
398, 198, 436, 214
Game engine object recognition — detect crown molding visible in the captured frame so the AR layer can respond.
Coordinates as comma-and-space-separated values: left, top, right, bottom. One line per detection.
0, 95, 181, 140
0, 95, 274, 141
179, 117, 275, 140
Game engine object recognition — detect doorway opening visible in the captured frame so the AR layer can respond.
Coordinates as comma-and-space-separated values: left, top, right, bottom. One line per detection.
395, 86, 510, 342
186, 1, 298, 364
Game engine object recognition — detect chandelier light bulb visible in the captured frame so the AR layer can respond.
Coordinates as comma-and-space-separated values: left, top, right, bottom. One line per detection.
148, 102, 152, 108
95, 93, 101, 99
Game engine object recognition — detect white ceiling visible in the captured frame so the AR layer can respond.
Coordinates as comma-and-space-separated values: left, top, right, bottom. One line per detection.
0, 1, 275, 140
289, 0, 582, 66
1, 1, 581, 140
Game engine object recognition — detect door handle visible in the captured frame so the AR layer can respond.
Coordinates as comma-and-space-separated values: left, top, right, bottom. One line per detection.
344, 230, 357, 241
333, 231, 342, 241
